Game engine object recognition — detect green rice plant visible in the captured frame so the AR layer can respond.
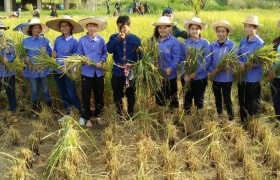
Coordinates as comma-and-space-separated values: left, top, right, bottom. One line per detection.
216, 47, 239, 75
133, 39, 163, 95
45, 117, 89, 180
14, 34, 27, 59
33, 49, 60, 71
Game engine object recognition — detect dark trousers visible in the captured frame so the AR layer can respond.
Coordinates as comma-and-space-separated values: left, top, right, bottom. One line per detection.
271, 78, 280, 120
81, 75, 104, 120
212, 81, 234, 120
111, 74, 135, 116
238, 82, 261, 122
181, 78, 208, 114
0, 75, 16, 112
54, 74, 81, 114
155, 78, 178, 108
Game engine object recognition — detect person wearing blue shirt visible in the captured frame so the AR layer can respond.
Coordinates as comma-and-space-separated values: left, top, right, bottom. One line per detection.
0, 21, 17, 113
209, 20, 235, 121
237, 15, 265, 123
21, 18, 52, 112
181, 17, 211, 114
77, 17, 108, 127
107, 15, 142, 118
46, 16, 84, 122
268, 20, 280, 121
152, 16, 181, 108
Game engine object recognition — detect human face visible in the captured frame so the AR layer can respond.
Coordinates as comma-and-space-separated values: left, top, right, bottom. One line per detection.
118, 23, 130, 35
32, 25, 42, 37
164, 13, 173, 21
158, 25, 170, 38
86, 23, 98, 35
189, 24, 201, 39
60, 21, 72, 36
244, 24, 257, 36
216, 26, 228, 41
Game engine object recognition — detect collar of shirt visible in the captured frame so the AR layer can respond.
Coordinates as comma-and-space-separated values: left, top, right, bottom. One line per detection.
187, 37, 202, 43
31, 36, 41, 40
213, 38, 231, 47
246, 35, 260, 43
61, 35, 73, 41
158, 34, 171, 43
86, 34, 99, 42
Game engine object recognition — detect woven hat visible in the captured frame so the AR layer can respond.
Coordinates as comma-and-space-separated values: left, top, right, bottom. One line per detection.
211, 20, 234, 34
46, 15, 84, 34
22, 18, 49, 35
152, 16, 175, 27
78, 17, 107, 32
183, 17, 207, 31
240, 15, 263, 26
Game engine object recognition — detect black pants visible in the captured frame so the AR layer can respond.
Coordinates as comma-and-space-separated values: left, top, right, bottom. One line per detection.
271, 78, 280, 120
81, 75, 104, 120
181, 78, 207, 114
111, 75, 136, 116
238, 82, 261, 122
155, 78, 178, 108
212, 81, 234, 120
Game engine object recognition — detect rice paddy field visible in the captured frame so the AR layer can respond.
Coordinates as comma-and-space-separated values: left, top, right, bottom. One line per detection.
0, 8, 280, 180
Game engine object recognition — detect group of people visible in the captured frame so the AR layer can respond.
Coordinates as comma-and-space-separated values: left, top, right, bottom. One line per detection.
0, 8, 280, 128
133, 0, 150, 15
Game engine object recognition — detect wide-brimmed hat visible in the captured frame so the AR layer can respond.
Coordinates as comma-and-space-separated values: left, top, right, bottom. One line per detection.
0, 20, 9, 30
241, 15, 263, 26
46, 15, 84, 34
152, 16, 175, 27
22, 18, 49, 35
183, 17, 207, 31
78, 17, 107, 32
211, 20, 234, 34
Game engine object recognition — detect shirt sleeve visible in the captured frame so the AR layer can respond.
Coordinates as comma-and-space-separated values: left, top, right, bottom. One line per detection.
107, 34, 121, 54
100, 38, 108, 62
45, 38, 52, 56
208, 45, 215, 73
169, 40, 181, 72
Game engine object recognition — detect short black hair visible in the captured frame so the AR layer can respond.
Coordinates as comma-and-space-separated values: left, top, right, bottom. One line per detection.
116, 15, 131, 26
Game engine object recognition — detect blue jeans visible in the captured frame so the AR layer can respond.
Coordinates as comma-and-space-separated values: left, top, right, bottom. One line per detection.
0, 76, 16, 112
29, 77, 51, 104
54, 74, 81, 114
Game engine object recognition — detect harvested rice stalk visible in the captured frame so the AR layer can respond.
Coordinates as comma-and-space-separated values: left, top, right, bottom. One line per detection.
216, 162, 226, 180
6, 126, 20, 146
202, 120, 220, 142
10, 159, 28, 180
183, 141, 200, 172
243, 155, 262, 180
234, 137, 248, 162
165, 120, 178, 148
216, 47, 239, 75
209, 141, 225, 167
262, 134, 279, 167
31, 121, 47, 143
33, 48, 60, 70
28, 134, 40, 156
105, 140, 121, 180
160, 143, 178, 180
19, 148, 34, 169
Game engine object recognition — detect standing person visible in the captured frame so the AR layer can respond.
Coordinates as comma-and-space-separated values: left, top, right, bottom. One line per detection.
268, 20, 280, 121
133, 0, 137, 13
46, 15, 84, 122
144, 2, 150, 14
0, 21, 17, 114
77, 17, 108, 127
107, 15, 142, 118
237, 15, 265, 123
106, 0, 110, 15
115, 1, 122, 14
209, 20, 235, 121
152, 16, 181, 109
139, 3, 144, 15
21, 18, 52, 112
162, 7, 188, 39
181, 17, 210, 114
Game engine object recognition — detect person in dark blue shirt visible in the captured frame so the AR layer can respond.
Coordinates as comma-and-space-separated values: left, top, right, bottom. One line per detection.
107, 15, 142, 118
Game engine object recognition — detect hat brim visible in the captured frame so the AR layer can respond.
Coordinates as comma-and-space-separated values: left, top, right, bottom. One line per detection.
211, 22, 234, 34
152, 22, 175, 27
22, 23, 49, 36
184, 20, 207, 32
46, 18, 84, 34
78, 18, 107, 32
240, 21, 263, 26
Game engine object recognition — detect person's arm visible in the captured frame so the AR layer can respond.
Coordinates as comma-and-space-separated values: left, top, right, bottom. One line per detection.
107, 34, 121, 54
173, 26, 188, 39
100, 38, 108, 62
45, 38, 52, 56
135, 36, 142, 60
5, 39, 16, 62
169, 40, 181, 73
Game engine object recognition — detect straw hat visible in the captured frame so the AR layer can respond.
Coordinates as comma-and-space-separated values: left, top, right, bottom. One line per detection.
78, 17, 107, 32
22, 18, 49, 35
211, 20, 234, 34
183, 17, 207, 31
152, 16, 175, 27
240, 15, 263, 26
46, 15, 84, 34
277, 20, 280, 29
0, 20, 9, 30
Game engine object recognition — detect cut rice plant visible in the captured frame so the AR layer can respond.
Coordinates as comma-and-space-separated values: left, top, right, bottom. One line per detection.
243, 155, 262, 180
31, 121, 47, 143
262, 134, 279, 167
33, 48, 60, 71
209, 141, 225, 167
6, 126, 20, 146
14, 34, 27, 59
183, 141, 200, 172
133, 39, 163, 95
45, 117, 88, 180
105, 140, 121, 180
19, 148, 34, 169
216, 47, 239, 75
28, 134, 40, 156
234, 137, 248, 162
215, 162, 226, 180
160, 143, 178, 180
202, 120, 220, 142
10, 159, 28, 180
165, 119, 178, 148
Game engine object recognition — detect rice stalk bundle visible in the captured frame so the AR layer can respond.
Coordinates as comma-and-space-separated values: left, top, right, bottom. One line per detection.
216, 48, 239, 75
33, 48, 60, 71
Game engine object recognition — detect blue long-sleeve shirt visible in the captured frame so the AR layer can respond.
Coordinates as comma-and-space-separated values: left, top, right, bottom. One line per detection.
182, 38, 211, 80
0, 39, 16, 77
107, 33, 141, 77
76, 34, 107, 78
209, 38, 235, 82
22, 36, 52, 78
238, 35, 265, 83
157, 35, 181, 80
53, 35, 78, 74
